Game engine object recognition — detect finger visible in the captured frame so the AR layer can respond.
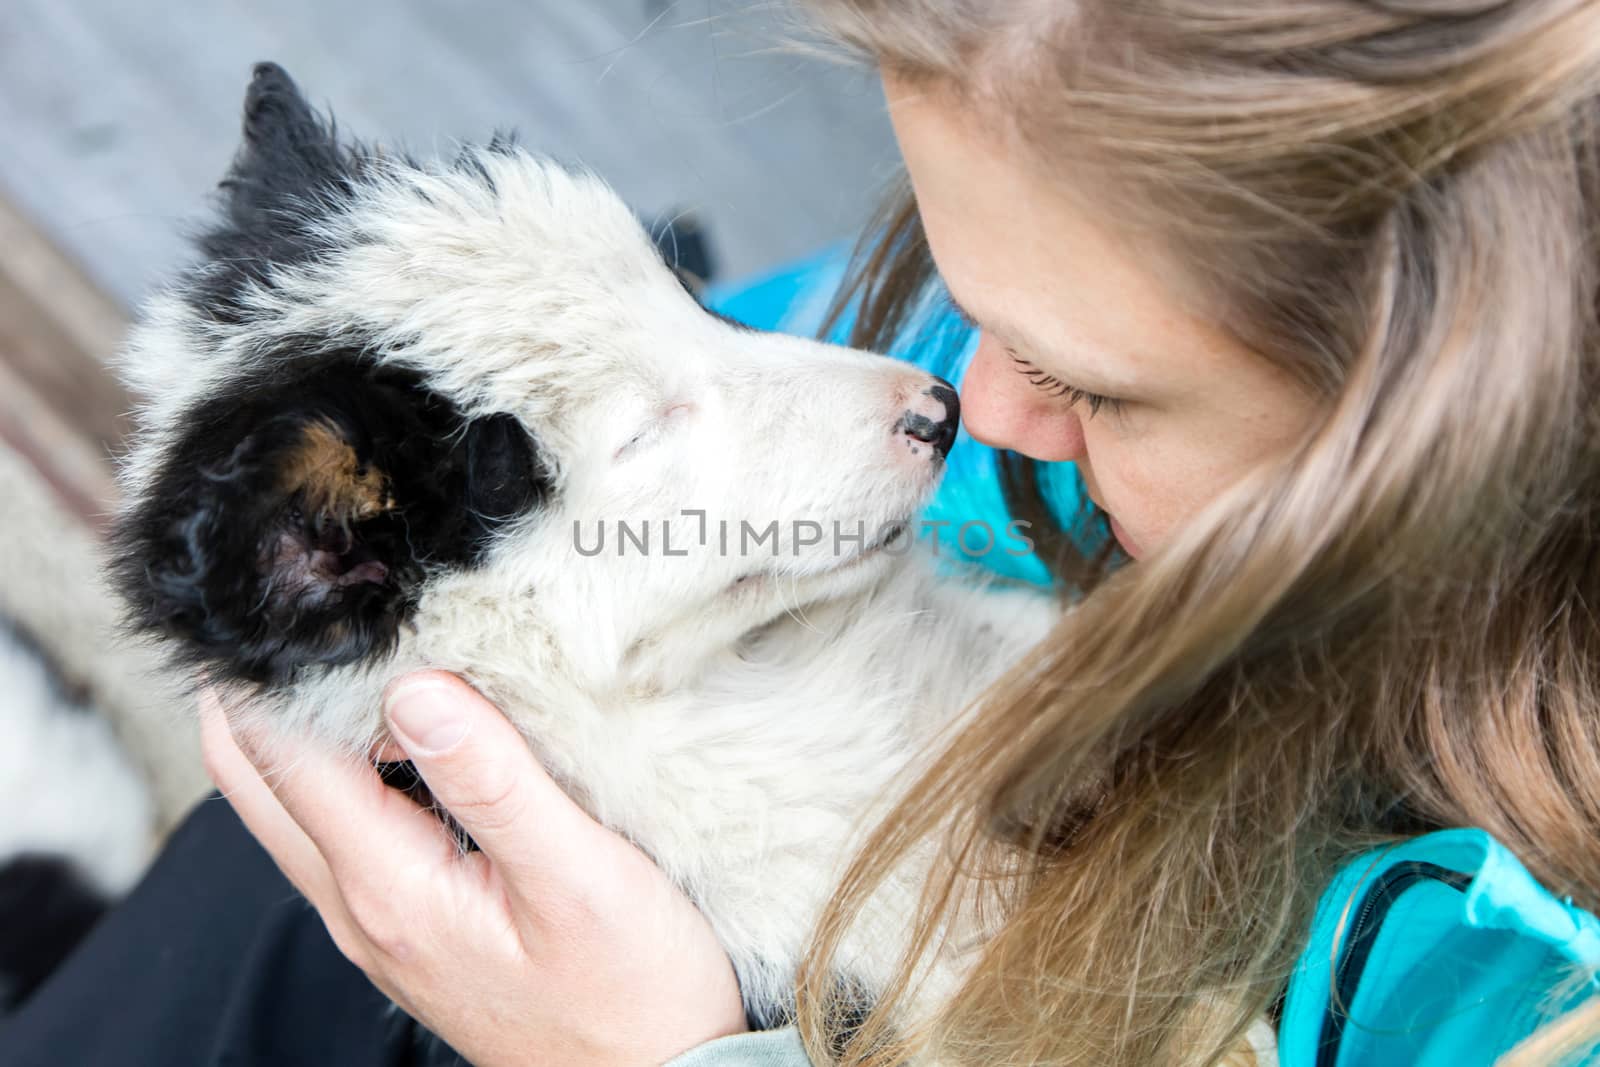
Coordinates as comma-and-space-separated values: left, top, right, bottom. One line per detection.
213, 695, 492, 970
383, 672, 612, 903
198, 690, 373, 965
199, 687, 338, 902
228, 708, 461, 891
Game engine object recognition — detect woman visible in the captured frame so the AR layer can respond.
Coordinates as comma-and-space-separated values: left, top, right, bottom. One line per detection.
14, 2, 1600, 1064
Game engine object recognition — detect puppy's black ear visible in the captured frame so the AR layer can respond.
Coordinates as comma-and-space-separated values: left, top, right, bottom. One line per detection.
113, 360, 547, 686
188, 64, 371, 326
226, 62, 348, 214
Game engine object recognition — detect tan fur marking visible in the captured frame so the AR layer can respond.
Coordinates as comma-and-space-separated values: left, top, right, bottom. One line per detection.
279, 420, 392, 520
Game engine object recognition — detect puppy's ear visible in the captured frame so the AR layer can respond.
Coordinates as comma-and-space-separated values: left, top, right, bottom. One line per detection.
224, 62, 349, 215
188, 63, 371, 326
114, 360, 547, 686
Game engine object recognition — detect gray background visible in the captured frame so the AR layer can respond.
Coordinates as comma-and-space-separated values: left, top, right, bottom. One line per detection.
0, 0, 899, 308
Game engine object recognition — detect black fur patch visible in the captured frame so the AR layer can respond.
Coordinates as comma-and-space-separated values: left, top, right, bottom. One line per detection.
112, 353, 548, 686
650, 211, 718, 288
187, 62, 380, 327
115, 64, 551, 686
188, 63, 517, 328
376, 761, 477, 853
0, 855, 108, 1012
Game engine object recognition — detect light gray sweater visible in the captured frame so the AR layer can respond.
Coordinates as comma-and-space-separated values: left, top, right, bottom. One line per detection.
666, 1028, 811, 1066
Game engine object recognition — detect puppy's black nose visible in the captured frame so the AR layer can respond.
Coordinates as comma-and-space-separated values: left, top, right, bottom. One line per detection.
897, 377, 960, 459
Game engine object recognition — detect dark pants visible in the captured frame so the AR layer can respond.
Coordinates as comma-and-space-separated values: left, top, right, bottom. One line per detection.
0, 795, 465, 1067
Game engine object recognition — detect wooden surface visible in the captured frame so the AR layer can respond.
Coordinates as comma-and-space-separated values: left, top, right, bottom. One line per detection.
0, 0, 897, 311
0, 194, 127, 528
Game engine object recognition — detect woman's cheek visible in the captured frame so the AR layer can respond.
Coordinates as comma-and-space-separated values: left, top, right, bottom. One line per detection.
1092, 440, 1179, 559
1124, 452, 1236, 558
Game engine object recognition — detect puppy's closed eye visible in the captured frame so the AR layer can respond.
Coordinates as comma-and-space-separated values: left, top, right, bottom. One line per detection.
613, 402, 694, 462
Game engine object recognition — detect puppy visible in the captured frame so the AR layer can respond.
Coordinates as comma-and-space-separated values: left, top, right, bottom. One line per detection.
112, 64, 1060, 1026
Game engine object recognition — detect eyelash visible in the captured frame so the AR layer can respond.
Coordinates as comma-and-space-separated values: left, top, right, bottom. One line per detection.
945, 297, 1124, 418
615, 401, 694, 460
1005, 352, 1124, 417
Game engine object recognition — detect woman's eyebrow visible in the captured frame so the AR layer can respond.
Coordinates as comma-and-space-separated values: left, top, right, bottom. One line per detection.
946, 292, 1140, 398
946, 293, 1046, 355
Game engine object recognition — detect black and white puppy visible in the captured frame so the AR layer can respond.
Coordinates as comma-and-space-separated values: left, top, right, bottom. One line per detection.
112, 64, 1059, 1025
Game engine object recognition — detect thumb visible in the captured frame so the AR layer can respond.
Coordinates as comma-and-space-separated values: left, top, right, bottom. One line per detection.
384, 671, 605, 893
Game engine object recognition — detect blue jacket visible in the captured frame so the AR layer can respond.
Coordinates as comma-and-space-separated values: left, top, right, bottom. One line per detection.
1283, 829, 1600, 1066
671, 255, 1600, 1066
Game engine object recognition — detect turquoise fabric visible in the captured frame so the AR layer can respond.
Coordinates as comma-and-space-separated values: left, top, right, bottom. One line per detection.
702, 254, 1600, 1066
1281, 828, 1600, 1066
707, 249, 1085, 586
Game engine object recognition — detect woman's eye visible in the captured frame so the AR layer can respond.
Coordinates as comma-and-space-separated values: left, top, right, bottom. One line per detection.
1006, 352, 1125, 418
945, 296, 1127, 418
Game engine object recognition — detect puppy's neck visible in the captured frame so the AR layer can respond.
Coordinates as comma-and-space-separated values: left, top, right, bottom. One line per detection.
607, 569, 908, 699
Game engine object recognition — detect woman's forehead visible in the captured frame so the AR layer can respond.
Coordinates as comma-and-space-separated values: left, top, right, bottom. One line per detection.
890, 82, 1263, 404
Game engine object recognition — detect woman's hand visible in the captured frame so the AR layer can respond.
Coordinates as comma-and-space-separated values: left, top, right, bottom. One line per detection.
200, 672, 748, 1067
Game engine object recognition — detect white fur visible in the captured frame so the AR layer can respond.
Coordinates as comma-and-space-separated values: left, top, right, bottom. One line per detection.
119, 149, 1061, 1018
0, 444, 206, 831
0, 627, 154, 895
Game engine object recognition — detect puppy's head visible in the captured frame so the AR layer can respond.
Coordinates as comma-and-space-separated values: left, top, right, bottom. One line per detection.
113, 65, 546, 685
114, 63, 955, 692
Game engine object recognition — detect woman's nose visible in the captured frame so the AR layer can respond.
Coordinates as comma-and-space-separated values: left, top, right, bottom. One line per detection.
960, 335, 1088, 463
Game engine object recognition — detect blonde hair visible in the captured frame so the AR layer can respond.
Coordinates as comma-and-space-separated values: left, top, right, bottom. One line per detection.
791, 3, 1600, 1064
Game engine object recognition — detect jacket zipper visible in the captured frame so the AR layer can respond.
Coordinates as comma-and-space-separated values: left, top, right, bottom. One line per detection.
1315, 860, 1472, 1067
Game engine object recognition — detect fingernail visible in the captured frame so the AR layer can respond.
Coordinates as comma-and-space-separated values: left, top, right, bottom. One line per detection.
385, 680, 470, 755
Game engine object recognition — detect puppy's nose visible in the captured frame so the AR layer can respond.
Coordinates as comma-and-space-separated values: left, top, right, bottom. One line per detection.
897, 377, 960, 459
